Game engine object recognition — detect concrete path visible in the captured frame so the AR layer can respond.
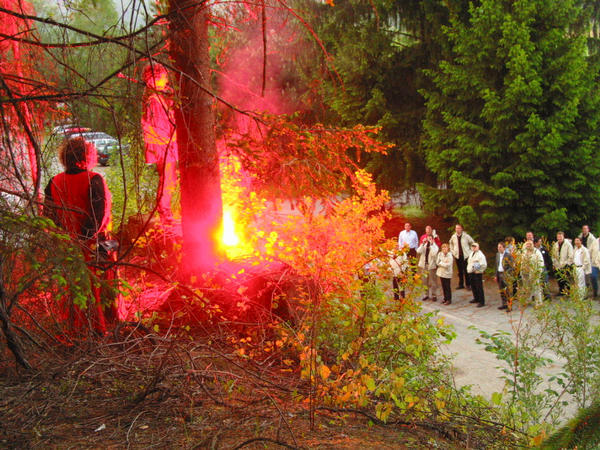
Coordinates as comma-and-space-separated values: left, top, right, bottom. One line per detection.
417, 274, 599, 419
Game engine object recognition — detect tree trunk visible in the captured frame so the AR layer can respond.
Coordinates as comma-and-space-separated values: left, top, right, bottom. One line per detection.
168, 0, 222, 274
0, 284, 31, 369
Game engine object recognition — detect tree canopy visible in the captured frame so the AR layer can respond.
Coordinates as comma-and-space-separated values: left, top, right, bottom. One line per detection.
421, 0, 600, 239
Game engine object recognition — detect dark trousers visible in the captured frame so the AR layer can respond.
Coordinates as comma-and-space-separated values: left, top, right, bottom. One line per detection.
556, 265, 573, 295
590, 266, 599, 296
440, 277, 452, 302
392, 277, 405, 300
497, 272, 508, 306
471, 273, 485, 305
456, 256, 470, 288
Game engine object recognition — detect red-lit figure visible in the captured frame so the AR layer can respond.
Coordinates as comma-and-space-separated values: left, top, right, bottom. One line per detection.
142, 63, 178, 226
43, 137, 116, 333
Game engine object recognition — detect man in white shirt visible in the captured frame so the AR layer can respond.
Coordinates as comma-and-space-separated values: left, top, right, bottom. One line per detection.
398, 222, 419, 258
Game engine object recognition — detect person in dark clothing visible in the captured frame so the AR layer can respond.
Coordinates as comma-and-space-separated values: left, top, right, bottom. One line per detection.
534, 237, 553, 301
44, 137, 116, 333
495, 242, 514, 311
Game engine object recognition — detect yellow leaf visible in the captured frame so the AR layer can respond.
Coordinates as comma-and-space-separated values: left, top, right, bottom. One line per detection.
364, 376, 376, 391
531, 432, 546, 446
319, 364, 331, 380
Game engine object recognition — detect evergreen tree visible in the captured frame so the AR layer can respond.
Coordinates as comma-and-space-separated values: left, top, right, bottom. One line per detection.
422, 0, 600, 240
307, 0, 453, 193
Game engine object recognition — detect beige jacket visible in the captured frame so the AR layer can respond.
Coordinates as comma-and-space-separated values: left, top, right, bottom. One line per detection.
573, 246, 592, 275
389, 253, 409, 277
577, 232, 597, 250
521, 248, 545, 284
467, 250, 487, 274
417, 242, 439, 270
436, 251, 453, 278
449, 232, 474, 259
552, 239, 574, 269
589, 238, 600, 268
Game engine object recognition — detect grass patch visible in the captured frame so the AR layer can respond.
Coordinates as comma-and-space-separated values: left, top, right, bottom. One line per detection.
392, 205, 426, 219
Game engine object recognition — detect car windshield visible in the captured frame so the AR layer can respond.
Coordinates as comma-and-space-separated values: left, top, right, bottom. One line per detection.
81, 132, 114, 140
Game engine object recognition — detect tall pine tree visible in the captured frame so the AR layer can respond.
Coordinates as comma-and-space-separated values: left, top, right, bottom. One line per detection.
421, 0, 600, 239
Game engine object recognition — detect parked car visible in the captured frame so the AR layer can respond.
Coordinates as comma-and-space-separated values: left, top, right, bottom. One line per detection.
72, 131, 129, 166
49, 125, 128, 166
78, 132, 122, 166
52, 124, 91, 137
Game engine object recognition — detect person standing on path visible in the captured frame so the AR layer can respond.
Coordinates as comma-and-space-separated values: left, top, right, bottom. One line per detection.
552, 231, 574, 296
449, 224, 474, 290
590, 236, 600, 298
534, 237, 553, 301
398, 222, 419, 258
417, 235, 439, 301
573, 237, 591, 296
521, 240, 545, 307
390, 249, 409, 300
436, 243, 453, 305
467, 242, 487, 307
419, 225, 441, 247
578, 225, 596, 249
579, 225, 597, 296
495, 242, 514, 311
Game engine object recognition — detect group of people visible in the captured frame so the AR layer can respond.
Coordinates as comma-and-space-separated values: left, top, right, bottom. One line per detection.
393, 222, 600, 311
394, 223, 486, 306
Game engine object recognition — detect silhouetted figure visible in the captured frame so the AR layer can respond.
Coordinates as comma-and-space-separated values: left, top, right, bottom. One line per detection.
142, 63, 178, 226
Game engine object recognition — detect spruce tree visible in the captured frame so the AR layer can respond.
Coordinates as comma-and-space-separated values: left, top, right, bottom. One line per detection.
421, 0, 600, 239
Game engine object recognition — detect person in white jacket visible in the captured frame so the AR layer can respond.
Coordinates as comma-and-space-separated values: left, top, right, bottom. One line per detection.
467, 242, 487, 307
578, 225, 596, 295
417, 236, 439, 301
552, 231, 574, 295
436, 243, 453, 305
449, 224, 475, 290
521, 240, 545, 307
389, 251, 409, 300
573, 237, 591, 296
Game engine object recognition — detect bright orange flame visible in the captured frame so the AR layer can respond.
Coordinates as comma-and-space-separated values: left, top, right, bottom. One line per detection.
222, 208, 240, 247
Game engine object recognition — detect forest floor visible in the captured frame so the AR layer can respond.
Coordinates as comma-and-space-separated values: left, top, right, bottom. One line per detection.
1, 213, 578, 449
0, 333, 464, 449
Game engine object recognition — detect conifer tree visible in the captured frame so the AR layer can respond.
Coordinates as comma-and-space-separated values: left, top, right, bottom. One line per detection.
422, 0, 600, 239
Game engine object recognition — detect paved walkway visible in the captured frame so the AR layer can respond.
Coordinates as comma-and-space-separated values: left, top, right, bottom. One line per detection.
417, 274, 599, 420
